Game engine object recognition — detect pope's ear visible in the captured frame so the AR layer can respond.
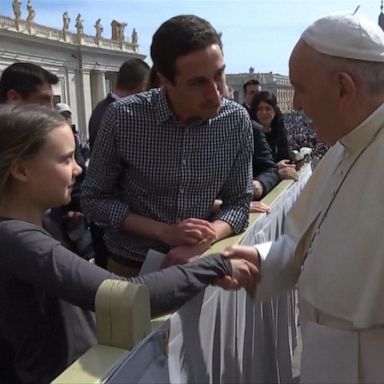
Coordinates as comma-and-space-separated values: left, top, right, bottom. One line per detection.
336, 71, 356, 109
9, 160, 30, 182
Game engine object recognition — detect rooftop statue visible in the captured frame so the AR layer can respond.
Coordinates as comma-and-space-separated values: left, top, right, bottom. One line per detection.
12, 0, 21, 20
26, 0, 35, 23
94, 18, 103, 44
131, 27, 138, 45
62, 11, 70, 32
75, 13, 84, 35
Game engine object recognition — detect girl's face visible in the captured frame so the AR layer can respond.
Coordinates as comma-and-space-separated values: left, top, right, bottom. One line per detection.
23, 123, 82, 209
256, 101, 276, 128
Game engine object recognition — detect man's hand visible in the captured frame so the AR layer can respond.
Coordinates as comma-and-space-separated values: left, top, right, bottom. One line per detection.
160, 218, 216, 247
278, 167, 298, 181
252, 180, 264, 200
161, 239, 213, 268
277, 159, 298, 181
66, 210, 84, 220
250, 201, 270, 213
277, 159, 295, 170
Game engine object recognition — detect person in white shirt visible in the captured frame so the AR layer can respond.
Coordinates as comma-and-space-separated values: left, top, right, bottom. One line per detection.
222, 13, 384, 383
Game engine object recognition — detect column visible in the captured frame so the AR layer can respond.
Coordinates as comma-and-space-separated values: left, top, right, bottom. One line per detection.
90, 70, 106, 109
75, 68, 92, 139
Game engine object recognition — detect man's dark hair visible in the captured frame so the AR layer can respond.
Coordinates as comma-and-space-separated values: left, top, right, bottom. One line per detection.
116, 58, 150, 90
150, 15, 222, 83
0, 62, 59, 102
243, 79, 261, 93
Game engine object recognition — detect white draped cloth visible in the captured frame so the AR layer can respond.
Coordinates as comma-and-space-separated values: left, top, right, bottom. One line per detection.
256, 103, 384, 383
105, 166, 312, 384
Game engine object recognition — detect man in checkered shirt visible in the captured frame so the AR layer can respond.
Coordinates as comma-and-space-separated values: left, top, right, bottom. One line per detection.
82, 15, 254, 277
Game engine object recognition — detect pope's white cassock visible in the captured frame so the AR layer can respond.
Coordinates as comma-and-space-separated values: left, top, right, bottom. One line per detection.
255, 102, 384, 383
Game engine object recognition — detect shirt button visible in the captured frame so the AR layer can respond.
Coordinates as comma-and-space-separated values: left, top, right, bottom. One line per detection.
315, 228, 320, 235
180, 188, 184, 194
182, 159, 187, 166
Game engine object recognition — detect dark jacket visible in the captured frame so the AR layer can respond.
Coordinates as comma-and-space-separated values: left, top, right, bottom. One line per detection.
88, 93, 116, 150
242, 102, 251, 115
251, 121, 279, 198
264, 117, 290, 162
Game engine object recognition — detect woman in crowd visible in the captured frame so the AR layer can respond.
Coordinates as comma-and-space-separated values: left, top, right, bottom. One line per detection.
0, 104, 257, 384
250, 91, 298, 181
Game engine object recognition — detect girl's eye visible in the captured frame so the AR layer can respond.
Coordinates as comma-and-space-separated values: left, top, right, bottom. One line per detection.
62, 154, 74, 163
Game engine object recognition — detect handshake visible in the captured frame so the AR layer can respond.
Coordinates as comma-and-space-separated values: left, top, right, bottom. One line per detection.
217, 245, 261, 290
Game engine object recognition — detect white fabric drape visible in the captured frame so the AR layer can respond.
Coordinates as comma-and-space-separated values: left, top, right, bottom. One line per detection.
105, 166, 312, 384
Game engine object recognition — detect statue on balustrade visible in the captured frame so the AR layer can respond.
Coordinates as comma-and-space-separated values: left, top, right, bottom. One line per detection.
75, 13, 84, 35
119, 22, 127, 42
12, 0, 21, 23
94, 18, 103, 44
62, 11, 70, 32
26, 0, 35, 23
111, 19, 127, 42
131, 27, 138, 45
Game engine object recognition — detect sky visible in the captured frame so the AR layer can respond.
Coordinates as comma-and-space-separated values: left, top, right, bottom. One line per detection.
0, 0, 382, 75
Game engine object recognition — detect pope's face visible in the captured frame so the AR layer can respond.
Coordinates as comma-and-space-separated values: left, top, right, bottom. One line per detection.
289, 41, 340, 145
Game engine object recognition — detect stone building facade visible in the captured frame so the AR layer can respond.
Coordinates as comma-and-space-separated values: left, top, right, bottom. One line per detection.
0, 2, 144, 138
226, 69, 294, 113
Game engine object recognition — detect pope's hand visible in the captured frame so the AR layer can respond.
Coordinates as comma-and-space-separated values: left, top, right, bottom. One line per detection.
217, 245, 261, 289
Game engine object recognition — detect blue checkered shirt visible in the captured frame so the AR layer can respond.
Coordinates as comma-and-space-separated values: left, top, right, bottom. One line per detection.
81, 88, 253, 263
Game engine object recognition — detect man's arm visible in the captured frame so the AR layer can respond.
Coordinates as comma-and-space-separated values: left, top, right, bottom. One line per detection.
161, 219, 233, 266
83, 105, 216, 246
251, 121, 279, 198
164, 117, 254, 267
211, 116, 254, 234
277, 121, 291, 161
120, 213, 216, 247
211, 219, 233, 241
163, 117, 255, 267
81, 104, 132, 230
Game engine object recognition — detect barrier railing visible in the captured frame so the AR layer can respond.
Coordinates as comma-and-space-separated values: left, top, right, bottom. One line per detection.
53, 163, 312, 384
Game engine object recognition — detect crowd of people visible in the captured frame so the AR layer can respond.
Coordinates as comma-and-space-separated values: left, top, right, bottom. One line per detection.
1, 10, 384, 384
283, 112, 329, 162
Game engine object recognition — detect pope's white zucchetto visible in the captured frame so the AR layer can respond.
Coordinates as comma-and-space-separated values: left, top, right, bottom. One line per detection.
301, 13, 384, 62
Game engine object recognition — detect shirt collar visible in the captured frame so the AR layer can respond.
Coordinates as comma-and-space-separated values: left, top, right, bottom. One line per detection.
110, 92, 120, 100
154, 87, 223, 126
155, 87, 174, 124
339, 102, 384, 154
